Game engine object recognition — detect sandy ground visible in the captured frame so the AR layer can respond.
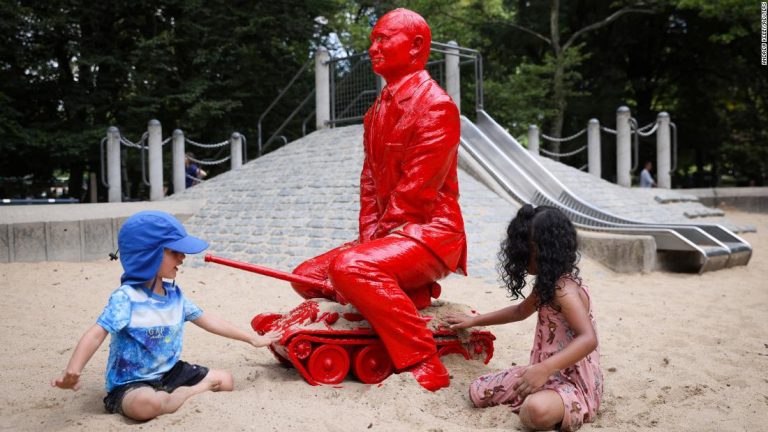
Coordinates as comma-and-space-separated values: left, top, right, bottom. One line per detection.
1, 210, 767, 432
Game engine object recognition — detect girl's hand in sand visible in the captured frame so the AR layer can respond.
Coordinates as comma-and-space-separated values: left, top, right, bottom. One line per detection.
51, 370, 82, 391
444, 313, 476, 330
512, 364, 550, 398
250, 330, 282, 348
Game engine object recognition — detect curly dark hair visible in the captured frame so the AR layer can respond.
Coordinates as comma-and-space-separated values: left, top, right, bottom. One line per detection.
498, 204, 581, 308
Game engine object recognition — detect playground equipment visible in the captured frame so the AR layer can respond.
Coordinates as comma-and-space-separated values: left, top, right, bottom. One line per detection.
459, 110, 752, 273
204, 254, 496, 386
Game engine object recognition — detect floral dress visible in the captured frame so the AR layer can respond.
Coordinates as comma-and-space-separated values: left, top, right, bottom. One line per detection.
469, 280, 603, 431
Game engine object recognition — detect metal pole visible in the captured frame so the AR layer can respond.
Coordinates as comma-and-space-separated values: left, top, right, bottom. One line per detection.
528, 125, 540, 155
587, 119, 601, 178
107, 127, 121, 202
446, 41, 461, 111
656, 112, 671, 189
89, 171, 97, 203
172, 129, 185, 194
315, 47, 330, 129
616, 106, 631, 187
230, 132, 243, 170
148, 120, 164, 200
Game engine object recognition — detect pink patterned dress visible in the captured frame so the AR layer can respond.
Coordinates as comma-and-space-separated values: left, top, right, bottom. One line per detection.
469, 280, 603, 431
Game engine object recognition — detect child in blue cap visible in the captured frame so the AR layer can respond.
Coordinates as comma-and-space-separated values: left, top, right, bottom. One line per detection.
51, 210, 281, 421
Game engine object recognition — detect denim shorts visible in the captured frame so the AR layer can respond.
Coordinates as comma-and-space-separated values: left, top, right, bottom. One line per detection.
103, 360, 209, 415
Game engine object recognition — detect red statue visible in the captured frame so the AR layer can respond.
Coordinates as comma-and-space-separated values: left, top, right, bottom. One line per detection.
290, 8, 466, 392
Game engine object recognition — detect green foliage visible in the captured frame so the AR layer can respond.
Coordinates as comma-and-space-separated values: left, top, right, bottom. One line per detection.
0, 0, 343, 199
671, 0, 755, 42
1, 0, 765, 198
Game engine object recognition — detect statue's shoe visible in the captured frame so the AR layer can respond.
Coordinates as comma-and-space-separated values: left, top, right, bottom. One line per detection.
409, 354, 450, 392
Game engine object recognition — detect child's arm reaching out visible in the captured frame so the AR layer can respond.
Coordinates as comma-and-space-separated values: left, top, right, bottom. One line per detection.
51, 324, 109, 391
445, 294, 538, 329
192, 314, 282, 348
512, 279, 598, 398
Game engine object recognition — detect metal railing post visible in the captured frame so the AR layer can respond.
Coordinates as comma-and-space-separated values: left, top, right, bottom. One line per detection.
656, 112, 671, 189
148, 120, 164, 200
89, 171, 97, 203
528, 125, 540, 155
315, 47, 330, 129
107, 127, 122, 203
172, 129, 185, 194
587, 119, 601, 178
230, 132, 243, 169
616, 106, 631, 187
446, 41, 461, 111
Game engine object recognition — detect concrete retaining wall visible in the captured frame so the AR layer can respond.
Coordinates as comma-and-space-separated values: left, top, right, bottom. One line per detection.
578, 231, 657, 273
684, 187, 768, 213
0, 200, 203, 263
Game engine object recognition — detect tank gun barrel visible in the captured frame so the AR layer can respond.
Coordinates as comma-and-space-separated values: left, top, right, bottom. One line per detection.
204, 254, 332, 291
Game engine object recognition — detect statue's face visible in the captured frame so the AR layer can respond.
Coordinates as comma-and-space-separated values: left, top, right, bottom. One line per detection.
368, 14, 421, 81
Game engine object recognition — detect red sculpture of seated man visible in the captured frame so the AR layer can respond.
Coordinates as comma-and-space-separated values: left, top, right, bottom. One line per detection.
291, 8, 466, 392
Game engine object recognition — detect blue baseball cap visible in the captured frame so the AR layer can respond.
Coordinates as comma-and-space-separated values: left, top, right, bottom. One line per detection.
118, 210, 208, 285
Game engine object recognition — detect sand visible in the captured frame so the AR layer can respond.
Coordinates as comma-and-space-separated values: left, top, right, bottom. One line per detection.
1, 210, 767, 431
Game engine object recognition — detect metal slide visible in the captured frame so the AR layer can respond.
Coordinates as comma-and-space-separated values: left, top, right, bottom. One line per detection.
460, 110, 752, 273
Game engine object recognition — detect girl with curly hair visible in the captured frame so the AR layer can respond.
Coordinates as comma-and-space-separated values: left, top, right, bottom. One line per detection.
446, 204, 602, 431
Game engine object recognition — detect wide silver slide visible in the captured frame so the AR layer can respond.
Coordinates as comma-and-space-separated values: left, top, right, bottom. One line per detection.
460, 111, 752, 273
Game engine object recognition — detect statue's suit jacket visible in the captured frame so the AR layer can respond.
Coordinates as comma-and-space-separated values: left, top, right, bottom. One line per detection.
360, 69, 467, 275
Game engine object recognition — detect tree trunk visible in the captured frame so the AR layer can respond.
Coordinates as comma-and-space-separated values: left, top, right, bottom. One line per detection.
548, 0, 563, 159
68, 162, 84, 202
551, 52, 566, 158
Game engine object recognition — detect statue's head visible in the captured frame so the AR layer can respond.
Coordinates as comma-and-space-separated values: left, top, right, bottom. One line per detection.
368, 8, 431, 82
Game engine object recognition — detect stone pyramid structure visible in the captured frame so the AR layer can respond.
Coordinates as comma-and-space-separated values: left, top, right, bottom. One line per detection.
170, 125, 515, 282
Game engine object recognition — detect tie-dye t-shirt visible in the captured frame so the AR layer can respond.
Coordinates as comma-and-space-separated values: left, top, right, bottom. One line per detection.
96, 282, 203, 391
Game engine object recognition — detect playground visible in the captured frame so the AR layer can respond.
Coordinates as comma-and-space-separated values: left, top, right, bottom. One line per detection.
0, 209, 765, 431
2, 2, 766, 431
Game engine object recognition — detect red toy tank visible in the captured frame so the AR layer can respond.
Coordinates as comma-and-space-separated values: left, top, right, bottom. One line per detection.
205, 254, 495, 385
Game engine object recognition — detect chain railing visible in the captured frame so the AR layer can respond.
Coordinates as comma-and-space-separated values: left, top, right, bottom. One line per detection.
100, 121, 246, 202
528, 108, 678, 187
539, 128, 589, 165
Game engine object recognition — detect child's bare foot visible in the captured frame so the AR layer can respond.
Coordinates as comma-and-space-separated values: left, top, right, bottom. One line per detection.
208, 379, 221, 392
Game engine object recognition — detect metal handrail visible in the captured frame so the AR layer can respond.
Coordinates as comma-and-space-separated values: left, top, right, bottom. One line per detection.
140, 138, 150, 186
262, 89, 315, 153
629, 117, 640, 172
670, 121, 678, 172
257, 57, 314, 156
302, 109, 316, 136
99, 137, 109, 187
325, 51, 369, 66
336, 89, 377, 119
430, 41, 484, 109
328, 53, 375, 125
257, 41, 485, 153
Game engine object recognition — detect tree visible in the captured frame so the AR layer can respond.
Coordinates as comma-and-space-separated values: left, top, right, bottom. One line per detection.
0, 0, 343, 199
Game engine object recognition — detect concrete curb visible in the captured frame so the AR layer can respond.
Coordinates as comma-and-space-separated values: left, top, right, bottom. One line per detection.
0, 200, 204, 263
684, 187, 768, 214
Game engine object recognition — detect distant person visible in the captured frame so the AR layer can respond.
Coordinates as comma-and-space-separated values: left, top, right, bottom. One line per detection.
446, 205, 603, 431
640, 161, 656, 188
185, 153, 207, 188
52, 211, 281, 421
